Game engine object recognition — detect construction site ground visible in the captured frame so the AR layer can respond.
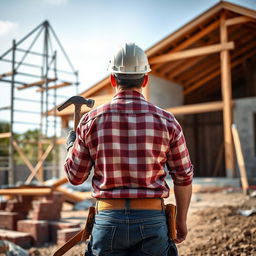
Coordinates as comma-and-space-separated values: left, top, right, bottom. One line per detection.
27, 190, 256, 256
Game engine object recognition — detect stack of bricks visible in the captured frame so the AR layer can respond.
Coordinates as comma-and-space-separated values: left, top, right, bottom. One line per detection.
0, 191, 82, 248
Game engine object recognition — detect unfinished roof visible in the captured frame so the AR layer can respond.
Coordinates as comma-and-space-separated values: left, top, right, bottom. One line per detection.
50, 1, 256, 117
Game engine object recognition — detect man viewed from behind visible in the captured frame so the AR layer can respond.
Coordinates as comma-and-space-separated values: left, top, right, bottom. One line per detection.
65, 42, 193, 255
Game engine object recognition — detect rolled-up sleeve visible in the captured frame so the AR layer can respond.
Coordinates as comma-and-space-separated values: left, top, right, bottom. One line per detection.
64, 119, 94, 185
166, 120, 193, 186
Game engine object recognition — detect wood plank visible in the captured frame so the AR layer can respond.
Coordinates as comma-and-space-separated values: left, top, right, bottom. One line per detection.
220, 12, 235, 178
231, 124, 249, 195
54, 187, 91, 203
17, 78, 57, 90
0, 132, 11, 139
36, 82, 72, 92
156, 19, 220, 72
51, 177, 68, 188
166, 101, 227, 115
0, 188, 52, 196
225, 16, 254, 26
26, 143, 54, 183
12, 140, 43, 182
149, 42, 234, 64
0, 71, 13, 79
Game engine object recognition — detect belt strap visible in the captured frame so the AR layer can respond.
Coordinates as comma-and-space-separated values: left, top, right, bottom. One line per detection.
97, 198, 164, 211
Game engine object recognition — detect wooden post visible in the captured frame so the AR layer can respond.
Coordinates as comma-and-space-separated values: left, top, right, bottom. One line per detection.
231, 124, 249, 195
220, 12, 235, 177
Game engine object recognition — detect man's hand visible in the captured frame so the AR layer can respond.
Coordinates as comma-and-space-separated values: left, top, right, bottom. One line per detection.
174, 219, 188, 244
66, 130, 76, 151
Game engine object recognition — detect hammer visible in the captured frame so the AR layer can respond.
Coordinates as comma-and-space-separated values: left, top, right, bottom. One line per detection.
57, 96, 95, 130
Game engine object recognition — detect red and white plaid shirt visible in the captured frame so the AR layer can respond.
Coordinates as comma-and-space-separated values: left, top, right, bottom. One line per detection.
65, 90, 193, 198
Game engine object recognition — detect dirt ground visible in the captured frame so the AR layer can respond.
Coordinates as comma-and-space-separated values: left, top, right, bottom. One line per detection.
27, 191, 256, 256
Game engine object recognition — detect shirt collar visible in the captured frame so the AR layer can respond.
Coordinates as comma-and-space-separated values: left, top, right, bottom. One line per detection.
112, 90, 146, 101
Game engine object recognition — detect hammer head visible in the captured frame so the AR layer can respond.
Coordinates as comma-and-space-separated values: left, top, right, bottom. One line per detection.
57, 96, 95, 111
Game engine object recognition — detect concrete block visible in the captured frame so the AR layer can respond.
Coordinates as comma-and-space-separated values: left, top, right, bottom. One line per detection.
17, 219, 48, 246
57, 228, 81, 245
0, 228, 31, 248
49, 221, 80, 243
0, 211, 22, 230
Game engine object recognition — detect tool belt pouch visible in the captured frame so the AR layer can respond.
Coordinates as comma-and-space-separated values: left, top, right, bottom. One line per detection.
81, 206, 96, 242
165, 204, 177, 240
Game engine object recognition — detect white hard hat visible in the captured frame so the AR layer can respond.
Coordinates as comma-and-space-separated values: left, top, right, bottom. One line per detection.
108, 42, 151, 74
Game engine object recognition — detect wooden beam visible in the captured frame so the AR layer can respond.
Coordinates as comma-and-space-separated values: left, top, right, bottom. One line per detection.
149, 42, 234, 64
167, 57, 201, 79
51, 177, 68, 188
0, 71, 13, 79
12, 140, 43, 182
0, 132, 11, 139
222, 1, 256, 20
225, 16, 254, 27
0, 188, 52, 196
231, 124, 249, 195
184, 45, 256, 95
54, 187, 91, 203
17, 78, 57, 90
26, 143, 54, 183
36, 82, 72, 92
166, 101, 227, 115
155, 19, 220, 73
220, 12, 235, 177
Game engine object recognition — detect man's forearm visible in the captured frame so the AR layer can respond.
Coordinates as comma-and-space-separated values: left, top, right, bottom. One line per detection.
174, 184, 192, 221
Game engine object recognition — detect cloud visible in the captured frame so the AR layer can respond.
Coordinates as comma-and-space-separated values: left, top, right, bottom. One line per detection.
44, 0, 69, 5
0, 21, 19, 36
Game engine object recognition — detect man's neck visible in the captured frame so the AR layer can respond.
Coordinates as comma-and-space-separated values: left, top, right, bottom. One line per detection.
116, 87, 142, 94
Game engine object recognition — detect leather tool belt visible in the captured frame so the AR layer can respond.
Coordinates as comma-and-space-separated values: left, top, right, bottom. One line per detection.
53, 199, 176, 256
96, 198, 164, 211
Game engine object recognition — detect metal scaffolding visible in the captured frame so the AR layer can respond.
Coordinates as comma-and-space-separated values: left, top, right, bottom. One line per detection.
0, 20, 79, 185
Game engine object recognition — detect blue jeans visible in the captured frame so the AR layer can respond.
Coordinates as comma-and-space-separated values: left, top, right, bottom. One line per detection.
86, 209, 178, 256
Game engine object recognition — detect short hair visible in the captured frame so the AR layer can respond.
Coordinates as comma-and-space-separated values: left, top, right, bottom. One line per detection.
114, 74, 145, 89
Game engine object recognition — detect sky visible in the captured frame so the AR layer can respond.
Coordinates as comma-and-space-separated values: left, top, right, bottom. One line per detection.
0, 0, 255, 135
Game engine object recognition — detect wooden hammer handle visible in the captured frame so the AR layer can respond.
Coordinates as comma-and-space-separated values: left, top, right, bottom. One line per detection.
74, 104, 81, 130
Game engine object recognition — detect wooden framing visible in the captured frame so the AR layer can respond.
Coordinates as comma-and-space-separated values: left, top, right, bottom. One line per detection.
220, 12, 235, 177
0, 71, 13, 79
166, 101, 228, 116
184, 45, 256, 95
149, 42, 234, 64
36, 82, 72, 92
155, 19, 220, 72
225, 16, 254, 26
17, 78, 57, 90
0, 132, 11, 139
26, 143, 54, 183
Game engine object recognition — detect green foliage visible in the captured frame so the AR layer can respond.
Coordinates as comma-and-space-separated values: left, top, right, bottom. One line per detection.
0, 121, 10, 157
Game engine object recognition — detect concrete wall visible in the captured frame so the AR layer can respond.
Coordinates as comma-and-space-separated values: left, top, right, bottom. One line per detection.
234, 97, 256, 183
149, 75, 183, 108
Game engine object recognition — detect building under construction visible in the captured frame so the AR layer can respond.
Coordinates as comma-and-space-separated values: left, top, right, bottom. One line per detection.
50, 1, 256, 185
